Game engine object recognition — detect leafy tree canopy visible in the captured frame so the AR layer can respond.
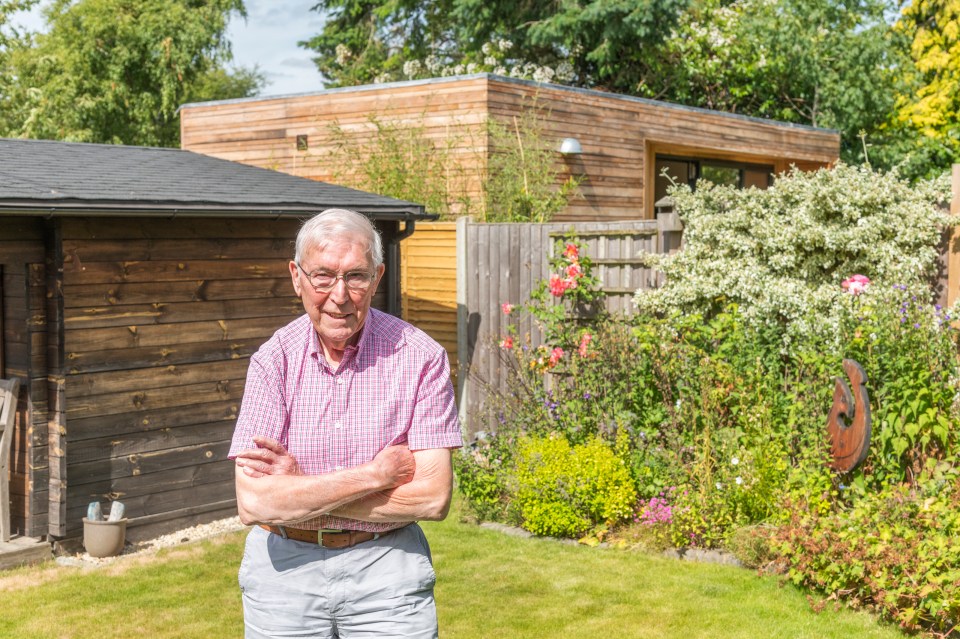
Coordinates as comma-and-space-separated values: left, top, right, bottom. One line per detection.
0, 0, 264, 146
871, 0, 960, 180
300, 0, 690, 88
303, 0, 960, 177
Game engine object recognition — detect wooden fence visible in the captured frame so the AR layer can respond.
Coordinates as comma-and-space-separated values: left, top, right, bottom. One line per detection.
400, 222, 458, 384
456, 217, 672, 435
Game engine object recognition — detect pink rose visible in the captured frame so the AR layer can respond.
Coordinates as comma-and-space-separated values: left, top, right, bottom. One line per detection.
549, 273, 567, 297
548, 347, 564, 367
565, 262, 584, 279
841, 274, 871, 296
501, 302, 515, 315
563, 243, 579, 261
578, 333, 592, 357
499, 336, 514, 350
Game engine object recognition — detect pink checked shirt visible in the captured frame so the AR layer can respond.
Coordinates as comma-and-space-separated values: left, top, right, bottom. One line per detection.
229, 308, 462, 533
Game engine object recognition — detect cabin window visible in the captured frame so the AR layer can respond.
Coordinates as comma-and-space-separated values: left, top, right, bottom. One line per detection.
654, 156, 774, 213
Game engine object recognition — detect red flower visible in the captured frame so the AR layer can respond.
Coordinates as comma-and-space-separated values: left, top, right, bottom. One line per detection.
563, 242, 580, 261
565, 262, 584, 279
501, 302, 515, 315
499, 336, 514, 350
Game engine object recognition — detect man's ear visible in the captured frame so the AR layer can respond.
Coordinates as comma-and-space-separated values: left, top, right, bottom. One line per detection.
289, 261, 303, 298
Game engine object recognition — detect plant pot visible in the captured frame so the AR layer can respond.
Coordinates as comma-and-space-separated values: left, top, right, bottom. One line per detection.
82, 517, 128, 558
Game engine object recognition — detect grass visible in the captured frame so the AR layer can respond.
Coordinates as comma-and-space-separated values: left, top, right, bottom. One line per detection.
0, 502, 908, 639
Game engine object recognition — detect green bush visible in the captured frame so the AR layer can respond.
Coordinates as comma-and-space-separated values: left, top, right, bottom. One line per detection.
771, 470, 960, 635
513, 433, 637, 538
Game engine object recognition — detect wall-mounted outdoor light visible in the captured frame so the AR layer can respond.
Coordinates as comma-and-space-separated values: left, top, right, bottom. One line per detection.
559, 137, 582, 156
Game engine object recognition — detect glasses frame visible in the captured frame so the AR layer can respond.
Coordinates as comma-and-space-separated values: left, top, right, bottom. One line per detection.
296, 262, 376, 292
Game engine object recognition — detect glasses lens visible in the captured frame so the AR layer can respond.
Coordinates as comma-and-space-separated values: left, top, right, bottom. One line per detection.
343, 273, 372, 290
301, 266, 372, 291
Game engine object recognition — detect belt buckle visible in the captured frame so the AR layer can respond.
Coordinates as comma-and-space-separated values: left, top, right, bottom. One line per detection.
317, 528, 344, 546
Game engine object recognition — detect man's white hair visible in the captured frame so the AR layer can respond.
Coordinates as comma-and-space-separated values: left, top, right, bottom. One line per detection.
295, 209, 384, 269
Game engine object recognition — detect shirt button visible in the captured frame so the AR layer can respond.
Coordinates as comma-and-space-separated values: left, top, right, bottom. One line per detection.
334, 421, 343, 429
336, 378, 344, 385
335, 465, 343, 471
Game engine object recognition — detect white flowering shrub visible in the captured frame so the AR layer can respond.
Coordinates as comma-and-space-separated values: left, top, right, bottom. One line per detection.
398, 38, 576, 85
634, 163, 953, 348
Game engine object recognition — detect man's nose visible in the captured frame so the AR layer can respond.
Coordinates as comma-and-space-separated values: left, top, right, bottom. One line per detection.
328, 277, 350, 303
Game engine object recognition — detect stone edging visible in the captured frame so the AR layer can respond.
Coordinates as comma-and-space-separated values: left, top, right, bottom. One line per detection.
479, 522, 743, 567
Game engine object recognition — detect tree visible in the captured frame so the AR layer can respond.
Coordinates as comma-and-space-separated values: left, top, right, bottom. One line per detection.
878, 0, 960, 179
0, 0, 264, 147
639, 0, 908, 165
301, 0, 689, 87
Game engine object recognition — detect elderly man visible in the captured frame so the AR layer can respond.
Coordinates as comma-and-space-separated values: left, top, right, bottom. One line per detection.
229, 208, 462, 638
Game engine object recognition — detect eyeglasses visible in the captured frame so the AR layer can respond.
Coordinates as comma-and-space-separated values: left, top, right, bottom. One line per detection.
296, 263, 375, 292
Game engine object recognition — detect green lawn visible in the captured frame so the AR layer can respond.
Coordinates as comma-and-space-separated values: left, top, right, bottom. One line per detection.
0, 508, 907, 639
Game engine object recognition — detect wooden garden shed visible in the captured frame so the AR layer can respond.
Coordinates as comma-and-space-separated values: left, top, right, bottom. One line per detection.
0, 138, 427, 545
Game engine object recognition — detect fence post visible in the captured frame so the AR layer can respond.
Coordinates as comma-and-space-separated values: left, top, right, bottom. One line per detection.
456, 215, 470, 434
949, 165, 960, 308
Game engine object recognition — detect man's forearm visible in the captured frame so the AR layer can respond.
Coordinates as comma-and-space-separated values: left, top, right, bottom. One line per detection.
330, 449, 453, 523
235, 463, 387, 526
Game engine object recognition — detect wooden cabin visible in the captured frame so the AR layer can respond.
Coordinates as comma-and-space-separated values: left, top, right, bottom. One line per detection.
0, 138, 428, 545
178, 73, 841, 220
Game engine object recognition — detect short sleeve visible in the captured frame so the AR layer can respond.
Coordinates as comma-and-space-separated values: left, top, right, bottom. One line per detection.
406, 348, 463, 451
228, 350, 289, 458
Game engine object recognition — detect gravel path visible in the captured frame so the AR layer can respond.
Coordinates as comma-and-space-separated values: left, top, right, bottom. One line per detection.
58, 516, 247, 567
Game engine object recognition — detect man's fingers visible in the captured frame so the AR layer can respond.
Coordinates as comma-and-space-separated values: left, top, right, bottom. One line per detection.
252, 436, 287, 454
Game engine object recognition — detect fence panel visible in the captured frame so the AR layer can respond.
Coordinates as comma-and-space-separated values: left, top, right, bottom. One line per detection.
457, 219, 663, 435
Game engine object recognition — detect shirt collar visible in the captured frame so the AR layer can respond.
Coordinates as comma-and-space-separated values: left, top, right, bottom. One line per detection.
308, 309, 380, 369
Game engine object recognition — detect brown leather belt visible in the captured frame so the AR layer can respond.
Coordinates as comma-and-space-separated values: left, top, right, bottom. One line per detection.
259, 524, 387, 549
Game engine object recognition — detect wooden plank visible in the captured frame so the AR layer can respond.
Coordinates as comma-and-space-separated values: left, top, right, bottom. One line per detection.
67, 378, 244, 420
61, 217, 302, 241
63, 277, 294, 308
65, 476, 235, 526
62, 237, 296, 263
63, 298, 302, 329
62, 338, 262, 375
67, 440, 232, 486
66, 317, 280, 354
67, 398, 239, 442
67, 457, 235, 503
62, 258, 291, 285
67, 360, 248, 398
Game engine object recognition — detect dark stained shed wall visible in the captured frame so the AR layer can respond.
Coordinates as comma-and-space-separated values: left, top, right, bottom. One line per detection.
49, 215, 393, 540
0, 217, 49, 538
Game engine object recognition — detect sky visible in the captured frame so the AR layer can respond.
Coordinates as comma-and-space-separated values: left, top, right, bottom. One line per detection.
12, 0, 328, 98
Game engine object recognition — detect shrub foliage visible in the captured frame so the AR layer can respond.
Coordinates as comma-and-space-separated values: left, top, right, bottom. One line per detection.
456, 163, 960, 636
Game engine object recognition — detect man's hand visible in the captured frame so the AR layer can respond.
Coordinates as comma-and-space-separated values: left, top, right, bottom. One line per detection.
372, 445, 416, 489
235, 436, 303, 478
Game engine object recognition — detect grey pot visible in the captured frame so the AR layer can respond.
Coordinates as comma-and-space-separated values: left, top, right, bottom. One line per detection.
82, 517, 128, 558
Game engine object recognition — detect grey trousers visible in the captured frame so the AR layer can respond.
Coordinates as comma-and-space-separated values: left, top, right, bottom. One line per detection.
239, 524, 439, 638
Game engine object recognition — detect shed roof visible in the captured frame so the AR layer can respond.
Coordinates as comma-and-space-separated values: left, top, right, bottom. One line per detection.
0, 138, 426, 220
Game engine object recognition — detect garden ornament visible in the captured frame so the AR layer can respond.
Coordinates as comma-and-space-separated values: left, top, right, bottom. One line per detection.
826, 359, 872, 472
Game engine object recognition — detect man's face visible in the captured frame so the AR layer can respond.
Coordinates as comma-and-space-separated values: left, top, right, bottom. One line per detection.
289, 239, 385, 353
